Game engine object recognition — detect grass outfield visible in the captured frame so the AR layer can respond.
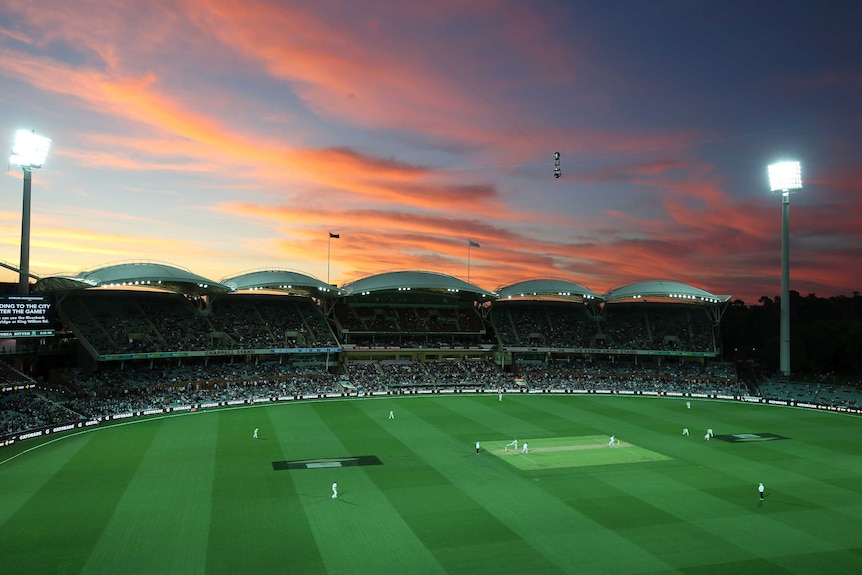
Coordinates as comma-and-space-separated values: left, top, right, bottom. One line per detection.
1, 395, 862, 574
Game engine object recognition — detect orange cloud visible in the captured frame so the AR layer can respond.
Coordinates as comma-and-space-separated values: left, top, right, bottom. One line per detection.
2, 1, 859, 305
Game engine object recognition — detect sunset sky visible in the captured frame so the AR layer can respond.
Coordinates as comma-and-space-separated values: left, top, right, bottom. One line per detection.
1, 0, 860, 304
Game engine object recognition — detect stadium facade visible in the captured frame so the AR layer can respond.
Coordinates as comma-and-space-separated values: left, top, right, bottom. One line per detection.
23, 262, 731, 372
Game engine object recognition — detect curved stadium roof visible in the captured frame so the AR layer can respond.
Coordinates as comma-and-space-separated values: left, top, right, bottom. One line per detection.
220, 269, 343, 297
33, 262, 229, 296
341, 270, 496, 299
604, 280, 730, 304
496, 279, 605, 303
30, 262, 732, 304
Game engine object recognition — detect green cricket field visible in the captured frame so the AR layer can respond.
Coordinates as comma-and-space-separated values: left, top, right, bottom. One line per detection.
1, 394, 861, 574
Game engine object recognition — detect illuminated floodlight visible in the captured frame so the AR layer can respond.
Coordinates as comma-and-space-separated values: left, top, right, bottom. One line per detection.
768, 161, 802, 193
10, 129, 52, 168
767, 160, 802, 378
11, 129, 52, 295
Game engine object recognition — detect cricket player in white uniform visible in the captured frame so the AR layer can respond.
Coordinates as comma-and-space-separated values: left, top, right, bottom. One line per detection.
506, 439, 518, 453
253, 428, 258, 439
609, 435, 616, 446
522, 442, 529, 453
682, 428, 689, 436
389, 410, 394, 419
332, 482, 338, 499
707, 428, 714, 438
758, 482, 765, 500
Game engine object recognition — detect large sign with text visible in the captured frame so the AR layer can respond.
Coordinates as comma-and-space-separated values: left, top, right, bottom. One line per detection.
0, 294, 54, 338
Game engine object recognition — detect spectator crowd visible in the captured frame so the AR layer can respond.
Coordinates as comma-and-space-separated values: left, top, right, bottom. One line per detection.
4, 357, 860, 440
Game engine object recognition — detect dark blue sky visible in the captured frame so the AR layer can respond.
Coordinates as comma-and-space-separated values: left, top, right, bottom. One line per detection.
1, 0, 860, 302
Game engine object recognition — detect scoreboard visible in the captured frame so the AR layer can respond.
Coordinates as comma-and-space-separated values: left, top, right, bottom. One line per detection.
0, 294, 55, 338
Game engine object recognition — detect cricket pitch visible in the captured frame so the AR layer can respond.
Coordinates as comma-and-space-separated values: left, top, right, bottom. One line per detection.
490, 435, 671, 470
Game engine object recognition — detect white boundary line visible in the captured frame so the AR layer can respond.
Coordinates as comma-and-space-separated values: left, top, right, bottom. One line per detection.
0, 396, 349, 467
3, 392, 857, 467
0, 393, 460, 466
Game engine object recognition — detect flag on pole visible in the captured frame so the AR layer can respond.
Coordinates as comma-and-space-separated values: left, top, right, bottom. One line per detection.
329, 232, 340, 239
468, 240, 480, 248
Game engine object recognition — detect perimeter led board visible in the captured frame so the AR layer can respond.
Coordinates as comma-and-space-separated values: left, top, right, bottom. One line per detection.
0, 294, 54, 337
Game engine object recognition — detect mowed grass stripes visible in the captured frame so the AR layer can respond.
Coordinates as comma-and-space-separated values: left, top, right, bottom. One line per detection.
1, 396, 862, 574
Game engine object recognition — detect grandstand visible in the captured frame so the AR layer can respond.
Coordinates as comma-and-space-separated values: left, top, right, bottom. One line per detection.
2, 261, 774, 441
335, 271, 494, 354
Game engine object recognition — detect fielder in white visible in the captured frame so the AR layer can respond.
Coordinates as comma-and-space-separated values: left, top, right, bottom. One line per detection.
389, 410, 394, 419
707, 428, 714, 438
521, 442, 529, 453
332, 482, 338, 499
682, 428, 689, 436
253, 428, 258, 439
609, 435, 616, 446
506, 439, 519, 453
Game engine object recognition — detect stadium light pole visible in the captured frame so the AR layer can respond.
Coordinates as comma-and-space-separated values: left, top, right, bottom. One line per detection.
768, 161, 802, 379
10, 130, 52, 295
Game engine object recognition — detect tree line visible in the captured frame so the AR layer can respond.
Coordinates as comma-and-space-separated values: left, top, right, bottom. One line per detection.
720, 291, 862, 380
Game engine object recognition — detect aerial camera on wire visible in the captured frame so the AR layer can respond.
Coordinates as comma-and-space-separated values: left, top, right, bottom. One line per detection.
553, 152, 561, 178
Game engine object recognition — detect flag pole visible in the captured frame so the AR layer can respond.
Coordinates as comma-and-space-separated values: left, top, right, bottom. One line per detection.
467, 239, 480, 283
327, 232, 341, 284
467, 240, 471, 283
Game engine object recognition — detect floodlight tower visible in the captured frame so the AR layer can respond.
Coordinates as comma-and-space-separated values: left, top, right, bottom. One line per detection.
10, 129, 52, 294
768, 161, 802, 378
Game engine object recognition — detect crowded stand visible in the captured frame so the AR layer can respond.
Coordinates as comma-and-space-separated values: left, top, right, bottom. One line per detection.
58, 288, 719, 356
265, 297, 337, 347
0, 390, 77, 436
6, 352, 862, 442
60, 291, 211, 354
58, 291, 337, 356
1, 356, 736, 440
50, 361, 341, 420
344, 361, 390, 393
205, 295, 336, 349
599, 305, 650, 350
3, 271, 857, 445
491, 301, 595, 348
206, 296, 273, 349
490, 300, 716, 353
334, 296, 488, 349
644, 305, 715, 352
516, 359, 743, 396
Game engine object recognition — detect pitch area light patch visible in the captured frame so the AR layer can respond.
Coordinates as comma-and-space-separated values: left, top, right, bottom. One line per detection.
273, 455, 383, 471
489, 435, 670, 470
715, 433, 789, 443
